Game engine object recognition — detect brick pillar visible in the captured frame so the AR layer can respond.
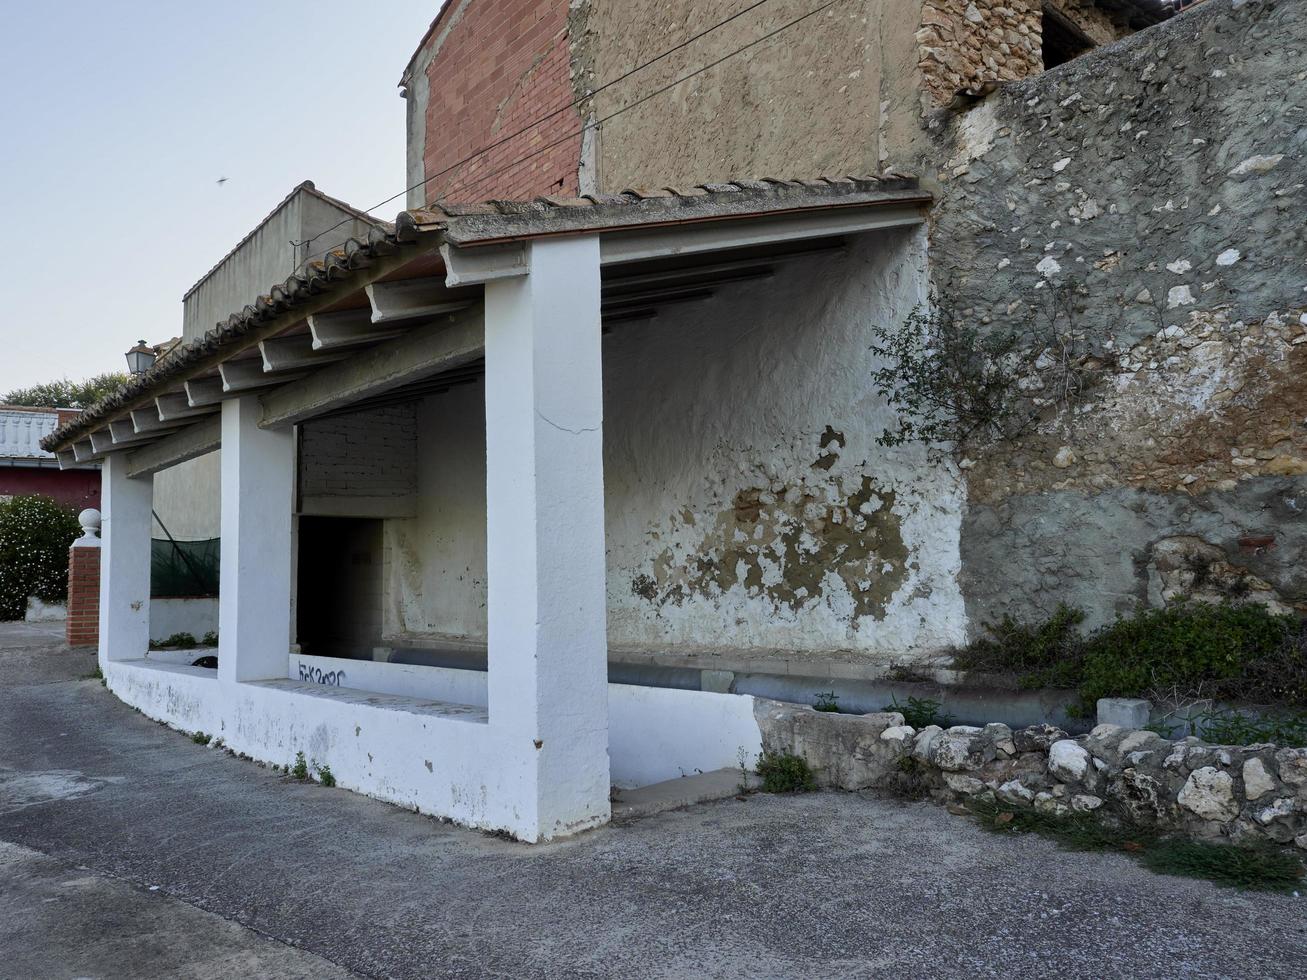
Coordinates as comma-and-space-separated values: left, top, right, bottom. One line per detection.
67, 508, 102, 648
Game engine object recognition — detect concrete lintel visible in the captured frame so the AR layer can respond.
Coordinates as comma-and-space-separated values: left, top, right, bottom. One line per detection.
308, 309, 406, 350
365, 278, 476, 324
124, 416, 222, 479
72, 439, 102, 464
298, 494, 419, 520
157, 392, 218, 421
108, 419, 159, 448
440, 242, 528, 287
259, 307, 485, 429
89, 430, 124, 456
220, 359, 304, 392
259, 335, 349, 373
185, 378, 227, 408
130, 408, 186, 435
599, 202, 925, 267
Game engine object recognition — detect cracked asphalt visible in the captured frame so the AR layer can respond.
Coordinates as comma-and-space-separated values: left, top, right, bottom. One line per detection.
2, 620, 1305, 979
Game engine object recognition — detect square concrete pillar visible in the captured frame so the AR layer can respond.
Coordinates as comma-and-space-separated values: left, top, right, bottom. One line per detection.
99, 454, 153, 664
484, 234, 610, 840
218, 396, 295, 683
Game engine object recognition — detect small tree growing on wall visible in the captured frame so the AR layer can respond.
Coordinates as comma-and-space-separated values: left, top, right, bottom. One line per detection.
0, 495, 82, 621
869, 285, 1100, 454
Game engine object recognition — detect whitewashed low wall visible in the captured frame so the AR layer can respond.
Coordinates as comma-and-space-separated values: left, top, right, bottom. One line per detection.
290, 654, 764, 789
150, 597, 218, 642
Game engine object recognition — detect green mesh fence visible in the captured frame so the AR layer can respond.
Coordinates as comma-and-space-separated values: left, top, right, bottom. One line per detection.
150, 538, 219, 597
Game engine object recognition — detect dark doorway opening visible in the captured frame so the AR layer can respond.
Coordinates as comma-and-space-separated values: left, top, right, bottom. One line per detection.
1042, 5, 1095, 69
296, 516, 384, 659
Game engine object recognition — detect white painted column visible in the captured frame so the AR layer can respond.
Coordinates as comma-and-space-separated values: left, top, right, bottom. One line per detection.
218, 396, 295, 684
484, 234, 610, 840
99, 453, 153, 663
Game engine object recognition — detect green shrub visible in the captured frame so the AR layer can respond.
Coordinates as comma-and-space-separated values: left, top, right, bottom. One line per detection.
1078, 601, 1300, 708
317, 763, 336, 788
291, 751, 309, 781
755, 752, 817, 794
953, 600, 1307, 713
201, 631, 219, 646
883, 694, 951, 729
155, 632, 198, 649
952, 603, 1086, 690
191, 731, 211, 745
0, 495, 81, 621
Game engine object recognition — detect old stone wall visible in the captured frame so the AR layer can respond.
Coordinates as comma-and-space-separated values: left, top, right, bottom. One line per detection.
757, 700, 1307, 850
929, 0, 1307, 630
918, 0, 1043, 106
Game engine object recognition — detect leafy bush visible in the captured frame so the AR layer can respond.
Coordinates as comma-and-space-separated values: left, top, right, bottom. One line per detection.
882, 694, 951, 729
317, 763, 336, 788
868, 293, 1096, 453
1078, 602, 1300, 708
155, 632, 198, 650
291, 751, 309, 781
952, 603, 1087, 690
953, 600, 1307, 714
755, 752, 817, 794
0, 495, 81, 621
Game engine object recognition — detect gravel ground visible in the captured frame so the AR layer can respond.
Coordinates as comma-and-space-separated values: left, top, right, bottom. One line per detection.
2, 621, 1304, 979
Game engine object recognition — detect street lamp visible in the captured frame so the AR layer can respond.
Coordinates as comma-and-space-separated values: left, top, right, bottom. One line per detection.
125, 339, 156, 375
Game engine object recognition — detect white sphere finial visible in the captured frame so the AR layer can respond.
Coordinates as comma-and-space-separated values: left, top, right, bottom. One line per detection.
78, 509, 101, 540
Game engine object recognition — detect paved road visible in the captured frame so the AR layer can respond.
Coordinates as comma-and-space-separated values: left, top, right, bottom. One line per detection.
2, 621, 1305, 979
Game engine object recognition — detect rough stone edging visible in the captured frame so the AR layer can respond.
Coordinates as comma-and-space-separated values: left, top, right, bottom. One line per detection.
755, 700, 1307, 850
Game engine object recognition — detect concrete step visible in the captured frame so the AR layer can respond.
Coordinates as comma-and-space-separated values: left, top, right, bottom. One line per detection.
611, 768, 758, 821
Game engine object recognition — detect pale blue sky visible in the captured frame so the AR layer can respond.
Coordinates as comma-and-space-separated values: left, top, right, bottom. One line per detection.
0, 1, 443, 393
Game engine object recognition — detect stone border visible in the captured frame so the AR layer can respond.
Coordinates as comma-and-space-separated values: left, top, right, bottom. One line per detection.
755, 701, 1307, 851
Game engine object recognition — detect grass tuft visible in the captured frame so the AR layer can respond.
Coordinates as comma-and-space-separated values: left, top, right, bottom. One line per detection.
756, 752, 817, 794
966, 798, 1303, 892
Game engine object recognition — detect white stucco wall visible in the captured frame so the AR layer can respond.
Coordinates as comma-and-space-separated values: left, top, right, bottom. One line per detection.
289, 653, 762, 789
382, 227, 966, 660
151, 597, 218, 642
152, 452, 221, 541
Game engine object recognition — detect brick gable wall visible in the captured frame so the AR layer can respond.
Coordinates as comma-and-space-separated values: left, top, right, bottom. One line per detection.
416, 0, 581, 204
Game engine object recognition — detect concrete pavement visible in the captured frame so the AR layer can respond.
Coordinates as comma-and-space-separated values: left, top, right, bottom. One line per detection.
1, 621, 1305, 979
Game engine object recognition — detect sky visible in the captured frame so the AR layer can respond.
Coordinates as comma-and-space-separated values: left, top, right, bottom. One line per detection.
0, 1, 443, 395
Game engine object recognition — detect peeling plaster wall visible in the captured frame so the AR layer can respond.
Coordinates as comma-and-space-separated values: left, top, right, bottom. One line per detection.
385, 228, 966, 660
929, 0, 1307, 630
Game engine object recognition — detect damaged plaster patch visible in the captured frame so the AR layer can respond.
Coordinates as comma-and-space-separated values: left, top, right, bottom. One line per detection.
631, 437, 912, 622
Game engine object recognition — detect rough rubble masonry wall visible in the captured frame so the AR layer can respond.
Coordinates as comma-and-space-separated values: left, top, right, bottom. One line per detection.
404, 0, 581, 203
917, 0, 1134, 109
929, 0, 1307, 630
758, 701, 1307, 851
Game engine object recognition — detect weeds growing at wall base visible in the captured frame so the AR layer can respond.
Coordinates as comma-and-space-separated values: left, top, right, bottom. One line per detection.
966, 798, 1304, 892
953, 600, 1307, 717
756, 752, 817, 794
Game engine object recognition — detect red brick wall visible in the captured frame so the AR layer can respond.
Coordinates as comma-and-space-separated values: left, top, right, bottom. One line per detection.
417, 0, 581, 204
67, 544, 100, 648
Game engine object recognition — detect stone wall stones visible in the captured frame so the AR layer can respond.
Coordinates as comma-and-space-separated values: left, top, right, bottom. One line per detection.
918, 0, 1043, 106
757, 699, 1307, 850
931, 0, 1307, 630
